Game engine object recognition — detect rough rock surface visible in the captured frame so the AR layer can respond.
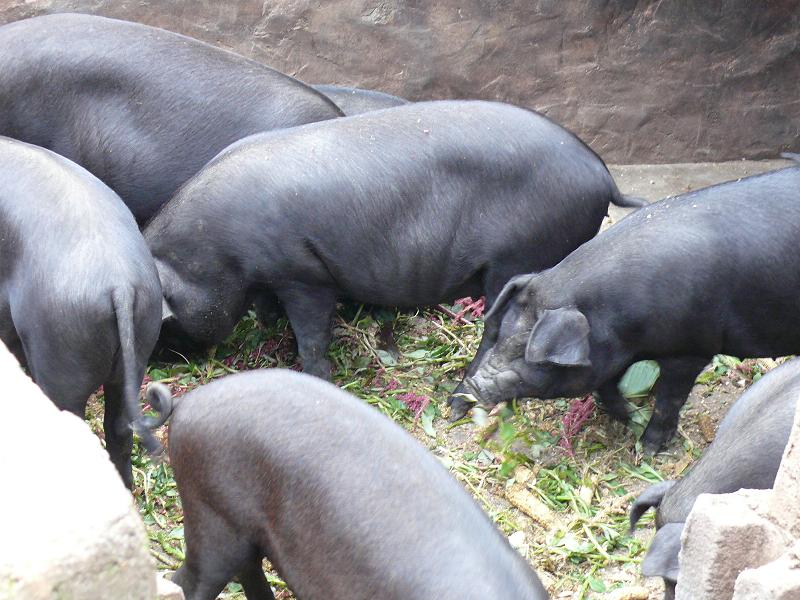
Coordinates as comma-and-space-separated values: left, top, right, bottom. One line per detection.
675, 490, 788, 600
732, 541, 800, 600
676, 396, 800, 599
157, 573, 186, 600
0, 0, 797, 163
0, 341, 155, 600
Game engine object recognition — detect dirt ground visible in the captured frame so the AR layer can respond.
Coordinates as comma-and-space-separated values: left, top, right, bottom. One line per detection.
128, 157, 795, 600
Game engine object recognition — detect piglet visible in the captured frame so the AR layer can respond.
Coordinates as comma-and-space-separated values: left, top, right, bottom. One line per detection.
146, 370, 549, 600
629, 357, 800, 599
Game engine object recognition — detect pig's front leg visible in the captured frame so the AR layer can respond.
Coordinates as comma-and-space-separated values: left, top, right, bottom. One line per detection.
253, 291, 283, 327
277, 284, 337, 380
596, 373, 632, 423
641, 357, 709, 454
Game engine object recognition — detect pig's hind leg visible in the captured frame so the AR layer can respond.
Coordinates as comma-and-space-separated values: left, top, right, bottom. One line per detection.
16, 327, 99, 419
237, 558, 276, 600
641, 357, 709, 454
174, 501, 264, 600
101, 380, 136, 489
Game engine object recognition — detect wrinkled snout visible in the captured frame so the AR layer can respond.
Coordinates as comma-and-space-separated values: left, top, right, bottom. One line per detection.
448, 356, 507, 421
465, 363, 522, 408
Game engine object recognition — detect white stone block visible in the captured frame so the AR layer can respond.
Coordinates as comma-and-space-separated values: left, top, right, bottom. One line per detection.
0, 342, 155, 599
733, 540, 800, 600
675, 490, 786, 600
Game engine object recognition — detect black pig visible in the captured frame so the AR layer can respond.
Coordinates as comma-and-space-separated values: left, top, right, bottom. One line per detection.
0, 137, 162, 487
457, 165, 800, 452
145, 100, 645, 378
145, 370, 549, 600
0, 13, 342, 224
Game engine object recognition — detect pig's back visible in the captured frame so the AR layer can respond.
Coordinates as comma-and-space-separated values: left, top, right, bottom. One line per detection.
0, 137, 156, 286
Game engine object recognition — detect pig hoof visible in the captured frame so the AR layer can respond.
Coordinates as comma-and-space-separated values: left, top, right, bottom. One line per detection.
602, 405, 630, 424
447, 397, 472, 422
640, 428, 672, 456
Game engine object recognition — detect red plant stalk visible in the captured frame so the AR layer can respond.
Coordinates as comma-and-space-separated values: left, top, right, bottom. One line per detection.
398, 392, 431, 420
452, 296, 486, 320
559, 395, 596, 456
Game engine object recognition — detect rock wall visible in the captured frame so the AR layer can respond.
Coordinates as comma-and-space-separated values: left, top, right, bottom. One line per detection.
0, 0, 797, 162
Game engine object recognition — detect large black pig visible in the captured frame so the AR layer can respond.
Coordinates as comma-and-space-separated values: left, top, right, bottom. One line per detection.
0, 13, 342, 224
0, 137, 162, 487
145, 100, 645, 378
455, 164, 800, 453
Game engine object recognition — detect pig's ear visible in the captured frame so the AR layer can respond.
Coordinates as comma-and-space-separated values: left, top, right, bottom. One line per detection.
641, 522, 683, 582
162, 297, 175, 322
485, 274, 537, 321
525, 307, 591, 366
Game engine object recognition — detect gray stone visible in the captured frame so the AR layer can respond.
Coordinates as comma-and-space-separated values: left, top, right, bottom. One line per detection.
769, 397, 800, 538
0, 341, 155, 600
0, 1, 797, 163
157, 573, 186, 600
733, 541, 800, 599
675, 490, 787, 600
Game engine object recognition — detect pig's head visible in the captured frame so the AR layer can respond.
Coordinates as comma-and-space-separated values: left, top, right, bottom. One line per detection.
155, 256, 250, 352
144, 199, 254, 355
460, 274, 599, 410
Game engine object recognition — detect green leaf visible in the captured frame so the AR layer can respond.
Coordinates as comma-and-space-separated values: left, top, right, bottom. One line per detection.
376, 350, 397, 366
562, 532, 591, 553
618, 360, 660, 398
499, 420, 517, 445
421, 405, 436, 438
499, 457, 518, 478
717, 355, 741, 369
148, 368, 170, 381
695, 370, 719, 385
405, 349, 429, 359
588, 577, 606, 592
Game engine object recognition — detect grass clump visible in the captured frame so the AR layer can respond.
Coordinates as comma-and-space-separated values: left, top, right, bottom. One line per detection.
106, 302, 761, 598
